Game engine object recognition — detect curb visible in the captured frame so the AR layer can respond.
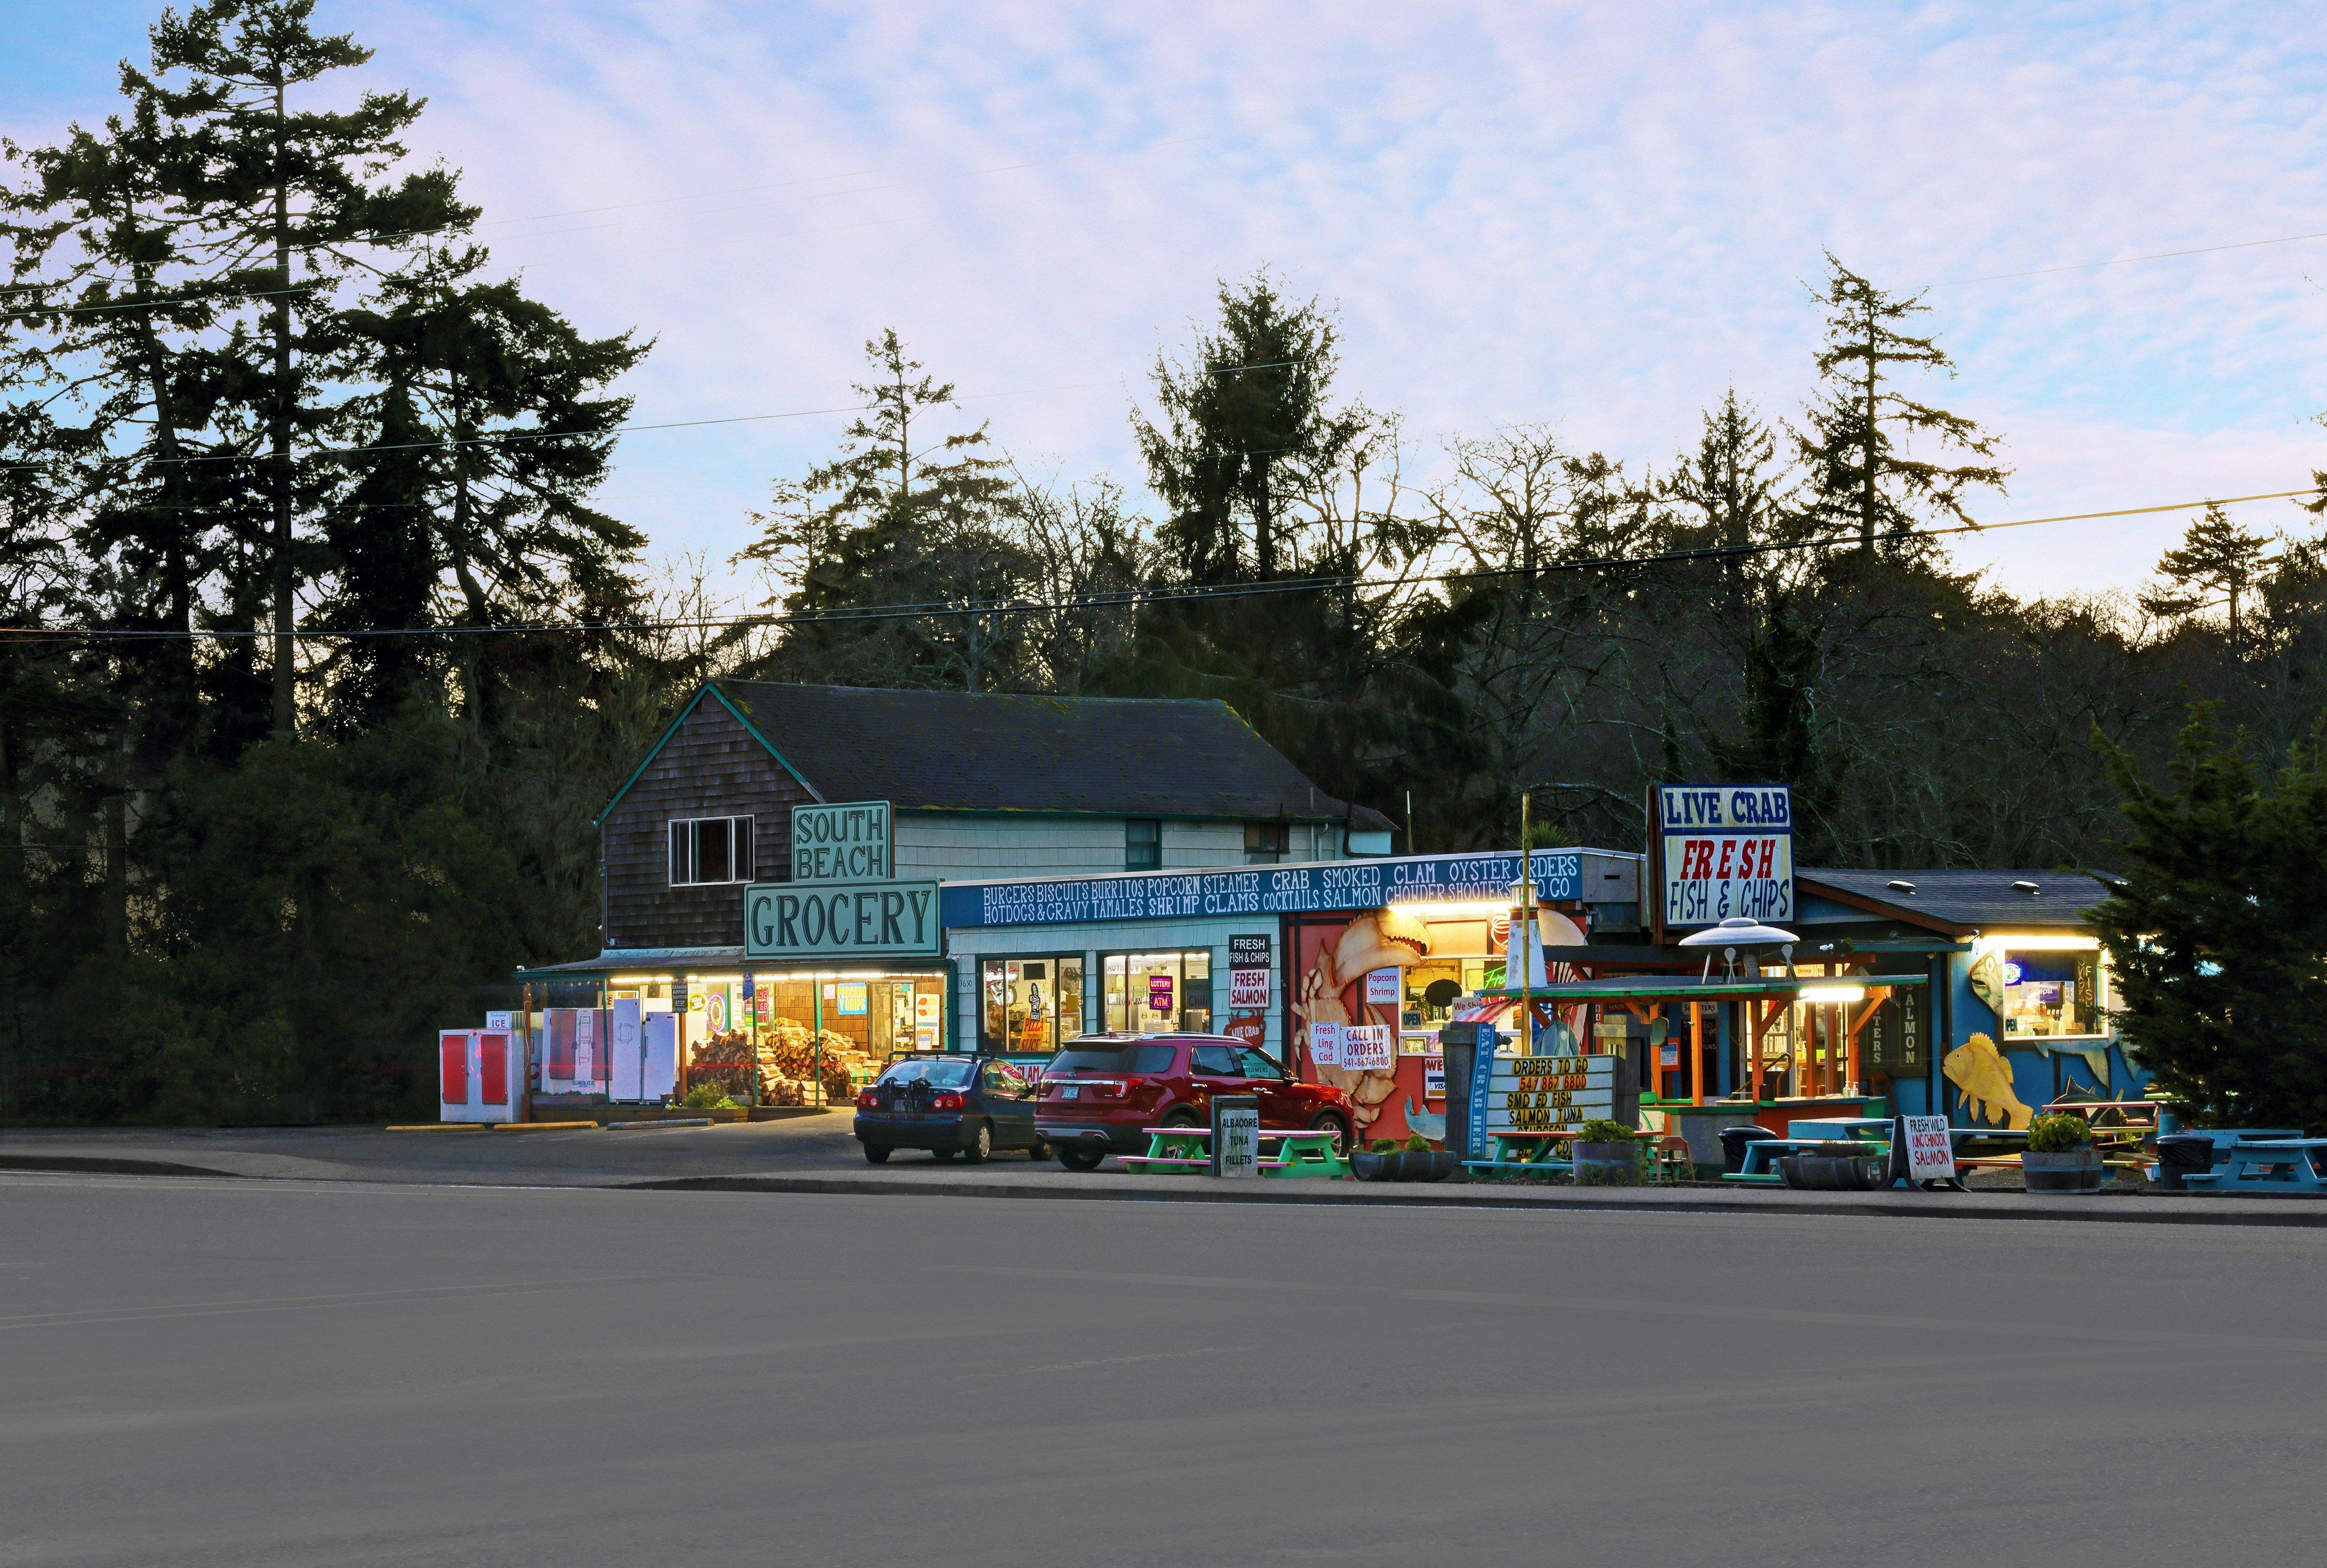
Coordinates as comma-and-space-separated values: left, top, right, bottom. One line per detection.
0, 1154, 235, 1179
617, 1172, 2327, 1227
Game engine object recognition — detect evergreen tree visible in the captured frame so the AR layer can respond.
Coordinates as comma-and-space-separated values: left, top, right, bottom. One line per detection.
1661, 388, 1791, 613
328, 253, 645, 727
2139, 502, 2272, 652
140, 0, 473, 737
1134, 272, 1366, 584
1794, 252, 2007, 557
2090, 709, 2327, 1131
743, 329, 1027, 690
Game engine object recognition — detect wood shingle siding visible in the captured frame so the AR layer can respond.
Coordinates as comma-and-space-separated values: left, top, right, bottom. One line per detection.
601, 696, 814, 951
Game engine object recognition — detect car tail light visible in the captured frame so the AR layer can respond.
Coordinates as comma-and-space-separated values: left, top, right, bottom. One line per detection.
931, 1092, 964, 1110
856, 1090, 878, 1109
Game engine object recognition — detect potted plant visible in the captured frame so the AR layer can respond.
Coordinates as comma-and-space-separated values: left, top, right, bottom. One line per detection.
1351, 1138, 1403, 1182
1402, 1132, 1459, 1182
2022, 1113, 2104, 1193
1572, 1119, 1642, 1185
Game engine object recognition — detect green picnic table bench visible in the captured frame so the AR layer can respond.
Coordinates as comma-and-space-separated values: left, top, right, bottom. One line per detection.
1118, 1125, 1349, 1179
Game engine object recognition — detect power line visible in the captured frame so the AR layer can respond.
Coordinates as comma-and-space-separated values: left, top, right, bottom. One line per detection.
1937, 229, 2327, 287
7, 484, 2316, 645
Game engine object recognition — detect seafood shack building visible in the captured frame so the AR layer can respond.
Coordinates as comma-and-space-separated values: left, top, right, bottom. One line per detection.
1786, 867, 2140, 1127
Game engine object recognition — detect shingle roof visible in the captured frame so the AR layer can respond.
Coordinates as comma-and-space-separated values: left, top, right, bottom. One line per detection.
1797, 867, 2117, 932
710, 680, 1396, 830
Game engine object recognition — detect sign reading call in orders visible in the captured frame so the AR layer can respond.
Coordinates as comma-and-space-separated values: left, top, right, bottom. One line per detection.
1656, 783, 1793, 930
792, 800, 893, 884
1486, 1054, 1630, 1135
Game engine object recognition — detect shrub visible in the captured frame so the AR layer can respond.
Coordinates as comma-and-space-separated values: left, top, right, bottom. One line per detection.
1575, 1118, 1635, 1143
1402, 1134, 1434, 1152
679, 1082, 740, 1111
1368, 1137, 1401, 1154
2026, 1113, 2092, 1153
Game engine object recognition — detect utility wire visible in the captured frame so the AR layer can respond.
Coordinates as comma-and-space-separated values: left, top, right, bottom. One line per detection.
1938, 229, 2327, 287
6, 484, 2316, 645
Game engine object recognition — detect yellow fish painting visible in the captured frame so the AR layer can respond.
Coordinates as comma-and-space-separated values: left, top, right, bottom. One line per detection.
1945, 1032, 2031, 1129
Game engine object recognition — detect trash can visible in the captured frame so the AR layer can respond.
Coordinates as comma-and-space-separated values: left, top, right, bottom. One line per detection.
1720, 1124, 1778, 1174
2152, 1133, 2215, 1192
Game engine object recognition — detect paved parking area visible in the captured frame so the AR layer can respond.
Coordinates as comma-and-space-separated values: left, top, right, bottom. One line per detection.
5, 1172, 2325, 1565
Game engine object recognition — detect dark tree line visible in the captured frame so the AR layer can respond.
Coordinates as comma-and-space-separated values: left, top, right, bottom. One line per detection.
7, 4, 2324, 1124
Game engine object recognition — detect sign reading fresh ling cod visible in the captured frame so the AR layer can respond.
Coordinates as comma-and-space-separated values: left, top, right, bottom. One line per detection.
744, 880, 941, 960
1655, 784, 1794, 930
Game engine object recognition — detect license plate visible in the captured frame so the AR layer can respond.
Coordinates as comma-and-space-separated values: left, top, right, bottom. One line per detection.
1061, 1085, 1080, 1100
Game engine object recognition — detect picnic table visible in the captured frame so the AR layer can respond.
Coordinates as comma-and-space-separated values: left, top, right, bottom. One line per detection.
1117, 1124, 1349, 1179
1462, 1128, 1659, 1181
2180, 1136, 2327, 1195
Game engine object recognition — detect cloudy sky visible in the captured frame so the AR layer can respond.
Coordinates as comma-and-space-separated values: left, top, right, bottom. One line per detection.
11, 1, 2327, 602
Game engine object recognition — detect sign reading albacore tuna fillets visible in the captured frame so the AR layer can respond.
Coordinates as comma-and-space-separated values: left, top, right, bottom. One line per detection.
1655, 784, 1793, 929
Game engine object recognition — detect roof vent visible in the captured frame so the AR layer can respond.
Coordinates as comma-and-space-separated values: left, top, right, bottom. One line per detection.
1887, 879, 1916, 893
2011, 879, 2040, 895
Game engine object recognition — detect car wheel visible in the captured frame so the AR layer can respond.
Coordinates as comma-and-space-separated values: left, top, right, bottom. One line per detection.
962, 1122, 993, 1164
863, 1144, 891, 1164
932, 1148, 958, 1161
1159, 1107, 1202, 1128
1027, 1138, 1052, 1161
1056, 1144, 1106, 1172
1310, 1112, 1352, 1156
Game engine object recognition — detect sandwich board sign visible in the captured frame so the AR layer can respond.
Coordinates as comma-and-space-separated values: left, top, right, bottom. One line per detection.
1212, 1096, 1260, 1178
1895, 1114, 1963, 1190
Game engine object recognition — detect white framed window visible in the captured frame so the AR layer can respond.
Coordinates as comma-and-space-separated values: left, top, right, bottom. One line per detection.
669, 816, 754, 886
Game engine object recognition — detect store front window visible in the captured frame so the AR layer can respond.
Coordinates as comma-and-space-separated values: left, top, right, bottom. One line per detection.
2000, 947, 2102, 1037
981, 956, 1085, 1055
1103, 950, 1212, 1034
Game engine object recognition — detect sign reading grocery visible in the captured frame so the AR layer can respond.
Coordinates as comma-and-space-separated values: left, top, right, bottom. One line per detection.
1486, 1053, 1630, 1134
791, 800, 893, 884
942, 849, 1587, 929
744, 879, 941, 959
1656, 784, 1793, 929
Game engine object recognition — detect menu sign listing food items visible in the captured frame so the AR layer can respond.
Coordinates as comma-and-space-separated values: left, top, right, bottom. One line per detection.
1485, 1053, 1633, 1135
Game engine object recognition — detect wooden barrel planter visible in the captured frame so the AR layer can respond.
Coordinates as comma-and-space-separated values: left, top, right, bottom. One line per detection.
2021, 1149, 2105, 1194
1780, 1151, 1887, 1190
1573, 1141, 1641, 1185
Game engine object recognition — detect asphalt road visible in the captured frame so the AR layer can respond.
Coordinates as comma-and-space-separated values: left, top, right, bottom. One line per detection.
5, 1175, 2324, 1566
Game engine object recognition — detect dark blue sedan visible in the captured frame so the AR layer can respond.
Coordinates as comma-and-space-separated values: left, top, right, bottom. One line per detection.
853, 1055, 1047, 1164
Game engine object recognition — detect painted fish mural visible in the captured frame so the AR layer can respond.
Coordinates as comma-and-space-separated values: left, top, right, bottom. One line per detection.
1944, 1031, 2032, 1129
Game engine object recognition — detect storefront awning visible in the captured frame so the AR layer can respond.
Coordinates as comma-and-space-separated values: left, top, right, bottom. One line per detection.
1479, 973, 1928, 1003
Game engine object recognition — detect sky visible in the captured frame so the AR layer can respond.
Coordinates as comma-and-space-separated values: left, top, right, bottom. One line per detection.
8, 0, 2327, 605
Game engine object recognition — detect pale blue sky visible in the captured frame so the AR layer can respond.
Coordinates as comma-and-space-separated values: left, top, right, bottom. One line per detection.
8, 1, 2327, 603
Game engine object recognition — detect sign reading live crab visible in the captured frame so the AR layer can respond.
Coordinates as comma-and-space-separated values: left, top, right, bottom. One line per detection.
1655, 784, 1794, 929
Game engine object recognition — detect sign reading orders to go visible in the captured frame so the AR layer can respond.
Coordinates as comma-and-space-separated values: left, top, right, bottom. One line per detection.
745, 879, 942, 960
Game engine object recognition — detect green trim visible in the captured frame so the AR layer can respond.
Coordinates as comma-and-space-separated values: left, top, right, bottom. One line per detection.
592, 680, 824, 827
704, 682, 823, 802
593, 685, 714, 827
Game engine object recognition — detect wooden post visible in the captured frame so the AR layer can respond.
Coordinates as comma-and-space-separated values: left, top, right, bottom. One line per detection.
1517, 793, 1533, 1061
520, 982, 535, 1124
1689, 1001, 1704, 1106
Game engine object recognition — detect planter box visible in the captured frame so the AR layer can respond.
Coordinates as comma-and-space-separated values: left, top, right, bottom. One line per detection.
1780, 1153, 1886, 1191
2022, 1148, 2105, 1194
1573, 1141, 1641, 1185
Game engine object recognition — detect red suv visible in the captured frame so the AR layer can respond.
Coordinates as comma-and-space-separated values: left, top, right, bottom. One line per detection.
1035, 1033, 1353, 1172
